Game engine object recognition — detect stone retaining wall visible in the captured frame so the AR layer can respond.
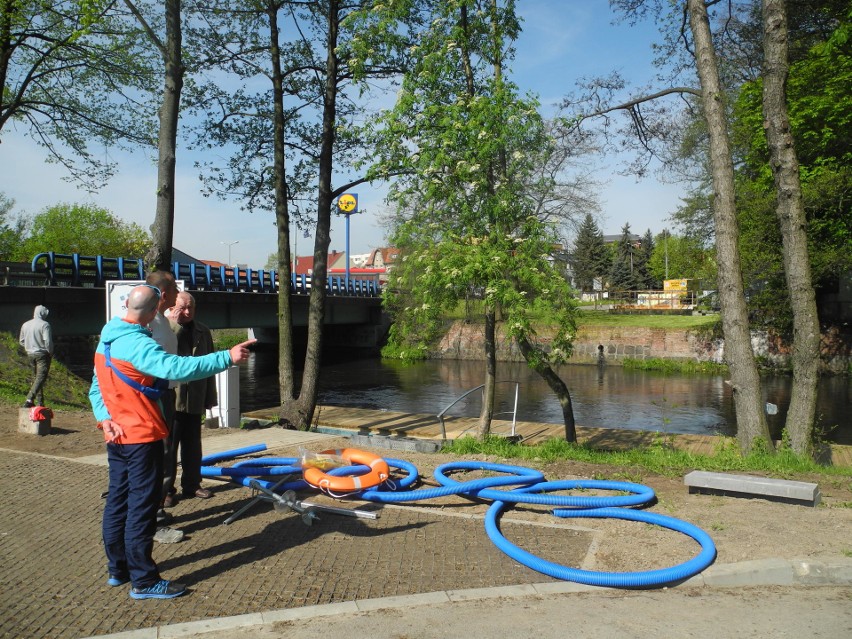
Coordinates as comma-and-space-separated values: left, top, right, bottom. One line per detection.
432, 321, 852, 373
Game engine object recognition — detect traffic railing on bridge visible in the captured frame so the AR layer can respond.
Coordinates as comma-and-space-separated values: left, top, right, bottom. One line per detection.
171, 260, 381, 296
32, 252, 145, 287
23, 252, 380, 297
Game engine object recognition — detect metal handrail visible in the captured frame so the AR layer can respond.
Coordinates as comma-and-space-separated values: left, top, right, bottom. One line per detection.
436, 381, 520, 441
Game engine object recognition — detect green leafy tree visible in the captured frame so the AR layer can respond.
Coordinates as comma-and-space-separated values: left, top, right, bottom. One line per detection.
376, 0, 580, 440
0, 193, 27, 261
569, 213, 610, 291
647, 231, 716, 286
18, 203, 151, 260
0, 1, 158, 187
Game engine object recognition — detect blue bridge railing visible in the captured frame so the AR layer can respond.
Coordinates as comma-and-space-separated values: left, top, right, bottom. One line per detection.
29, 252, 381, 297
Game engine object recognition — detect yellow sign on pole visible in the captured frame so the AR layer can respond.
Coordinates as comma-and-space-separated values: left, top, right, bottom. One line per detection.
337, 193, 358, 213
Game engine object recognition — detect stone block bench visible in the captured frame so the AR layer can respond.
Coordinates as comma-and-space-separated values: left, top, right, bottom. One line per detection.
684, 470, 821, 507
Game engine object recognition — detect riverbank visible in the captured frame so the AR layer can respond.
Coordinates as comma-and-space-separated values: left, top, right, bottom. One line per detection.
432, 319, 852, 373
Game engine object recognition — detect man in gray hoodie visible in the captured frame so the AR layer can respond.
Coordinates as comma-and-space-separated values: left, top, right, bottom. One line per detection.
19, 305, 54, 407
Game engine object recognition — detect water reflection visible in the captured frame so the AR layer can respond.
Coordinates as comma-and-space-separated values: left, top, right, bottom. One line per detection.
239, 351, 852, 444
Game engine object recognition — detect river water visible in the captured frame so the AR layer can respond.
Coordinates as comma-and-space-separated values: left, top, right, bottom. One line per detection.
238, 350, 852, 445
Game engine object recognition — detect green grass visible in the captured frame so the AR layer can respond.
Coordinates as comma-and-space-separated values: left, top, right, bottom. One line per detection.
623, 357, 729, 375
443, 434, 852, 480
576, 310, 720, 329
212, 329, 250, 351
443, 301, 719, 330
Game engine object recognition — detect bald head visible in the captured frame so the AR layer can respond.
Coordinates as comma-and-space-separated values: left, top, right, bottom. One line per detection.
126, 285, 160, 322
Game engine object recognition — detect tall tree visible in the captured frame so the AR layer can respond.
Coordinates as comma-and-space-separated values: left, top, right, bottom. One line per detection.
576, 0, 774, 452
188, 0, 411, 429
685, 0, 771, 452
376, 0, 583, 440
569, 213, 610, 291
760, 0, 820, 454
608, 223, 639, 292
123, 0, 185, 272
0, 193, 27, 260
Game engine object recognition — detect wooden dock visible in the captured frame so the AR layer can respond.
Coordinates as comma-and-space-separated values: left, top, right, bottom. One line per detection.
243, 405, 852, 467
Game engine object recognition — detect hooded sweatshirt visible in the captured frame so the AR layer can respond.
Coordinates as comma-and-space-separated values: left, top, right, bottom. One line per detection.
19, 305, 53, 355
89, 316, 233, 444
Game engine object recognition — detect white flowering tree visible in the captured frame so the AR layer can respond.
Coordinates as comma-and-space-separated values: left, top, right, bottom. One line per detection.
374, 0, 580, 440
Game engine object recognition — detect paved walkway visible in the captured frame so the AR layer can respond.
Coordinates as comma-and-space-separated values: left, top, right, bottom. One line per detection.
2, 423, 850, 639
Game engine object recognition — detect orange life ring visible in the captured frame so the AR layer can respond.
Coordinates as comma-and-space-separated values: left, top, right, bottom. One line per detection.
302, 448, 390, 493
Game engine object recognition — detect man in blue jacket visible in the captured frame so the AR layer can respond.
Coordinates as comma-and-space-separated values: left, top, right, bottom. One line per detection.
90, 284, 254, 600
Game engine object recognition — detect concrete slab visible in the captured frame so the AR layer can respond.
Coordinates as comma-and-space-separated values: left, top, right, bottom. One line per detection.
703, 558, 795, 587
684, 470, 821, 506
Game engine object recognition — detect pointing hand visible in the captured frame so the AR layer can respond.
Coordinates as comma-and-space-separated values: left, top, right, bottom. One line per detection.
229, 339, 257, 364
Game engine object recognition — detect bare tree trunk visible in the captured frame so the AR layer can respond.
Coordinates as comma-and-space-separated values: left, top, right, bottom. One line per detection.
761, 0, 820, 455
265, 2, 297, 425
145, 0, 183, 272
516, 335, 576, 442
290, 0, 340, 430
477, 308, 496, 437
687, 0, 772, 453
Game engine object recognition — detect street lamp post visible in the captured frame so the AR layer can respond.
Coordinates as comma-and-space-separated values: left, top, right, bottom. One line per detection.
221, 240, 239, 265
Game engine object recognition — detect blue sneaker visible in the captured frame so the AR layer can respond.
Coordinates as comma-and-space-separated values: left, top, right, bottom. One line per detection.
107, 575, 129, 587
130, 579, 187, 600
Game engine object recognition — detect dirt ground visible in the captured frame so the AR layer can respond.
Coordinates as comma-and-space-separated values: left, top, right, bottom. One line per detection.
3, 404, 852, 573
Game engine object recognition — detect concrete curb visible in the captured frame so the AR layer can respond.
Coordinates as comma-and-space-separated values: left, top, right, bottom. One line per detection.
85, 557, 852, 639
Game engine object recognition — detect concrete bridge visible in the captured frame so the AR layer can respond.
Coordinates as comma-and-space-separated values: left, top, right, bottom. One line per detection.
0, 255, 387, 348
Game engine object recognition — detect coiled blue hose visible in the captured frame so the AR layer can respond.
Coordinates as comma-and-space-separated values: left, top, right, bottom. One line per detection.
487, 501, 717, 587
435, 464, 656, 509
203, 447, 715, 588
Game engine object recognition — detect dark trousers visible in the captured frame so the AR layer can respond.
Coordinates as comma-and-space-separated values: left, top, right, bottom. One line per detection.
103, 440, 163, 588
169, 411, 204, 495
26, 351, 51, 405
160, 389, 177, 504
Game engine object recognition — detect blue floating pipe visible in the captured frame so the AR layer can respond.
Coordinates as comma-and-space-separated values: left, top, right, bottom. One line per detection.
434, 463, 655, 509
201, 444, 267, 465
360, 462, 544, 503
486, 502, 716, 588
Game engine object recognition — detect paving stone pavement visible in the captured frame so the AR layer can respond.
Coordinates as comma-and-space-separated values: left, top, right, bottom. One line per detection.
0, 440, 587, 639
3, 428, 852, 639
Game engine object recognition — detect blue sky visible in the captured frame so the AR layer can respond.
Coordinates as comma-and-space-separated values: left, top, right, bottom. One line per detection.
1, 1, 685, 268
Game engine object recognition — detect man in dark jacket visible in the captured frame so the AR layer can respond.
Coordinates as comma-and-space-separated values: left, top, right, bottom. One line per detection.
163, 291, 219, 504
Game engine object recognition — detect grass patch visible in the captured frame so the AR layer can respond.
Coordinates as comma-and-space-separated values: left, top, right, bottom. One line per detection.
576, 310, 720, 329
622, 357, 729, 375
443, 434, 852, 480
0, 332, 91, 410
444, 303, 720, 330
212, 329, 249, 351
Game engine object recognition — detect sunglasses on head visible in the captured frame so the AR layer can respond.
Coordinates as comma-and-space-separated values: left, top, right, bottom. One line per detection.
142, 284, 161, 300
